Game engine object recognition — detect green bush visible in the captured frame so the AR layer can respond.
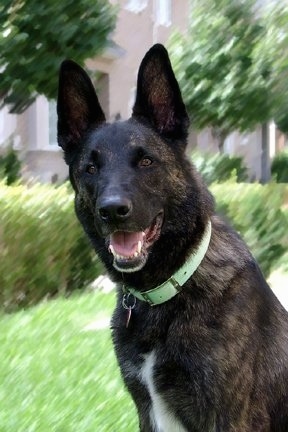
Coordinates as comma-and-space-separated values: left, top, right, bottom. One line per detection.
1, 180, 287, 310
0, 148, 21, 185
0, 182, 103, 311
211, 182, 288, 277
271, 151, 288, 183
192, 152, 248, 185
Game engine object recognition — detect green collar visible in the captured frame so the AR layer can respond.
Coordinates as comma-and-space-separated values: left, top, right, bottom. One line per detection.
125, 220, 212, 306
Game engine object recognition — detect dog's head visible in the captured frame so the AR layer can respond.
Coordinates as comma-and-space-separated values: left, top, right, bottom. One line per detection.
57, 44, 212, 277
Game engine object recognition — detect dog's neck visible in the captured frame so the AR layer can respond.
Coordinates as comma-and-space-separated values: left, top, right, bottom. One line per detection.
123, 220, 212, 306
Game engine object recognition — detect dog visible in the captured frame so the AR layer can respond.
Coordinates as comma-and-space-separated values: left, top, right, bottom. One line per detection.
57, 44, 288, 431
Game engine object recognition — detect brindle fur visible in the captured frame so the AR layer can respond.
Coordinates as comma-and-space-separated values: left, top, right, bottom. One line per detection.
57, 44, 288, 431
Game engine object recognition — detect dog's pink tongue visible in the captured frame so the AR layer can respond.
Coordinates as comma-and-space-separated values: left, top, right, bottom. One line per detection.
110, 231, 143, 257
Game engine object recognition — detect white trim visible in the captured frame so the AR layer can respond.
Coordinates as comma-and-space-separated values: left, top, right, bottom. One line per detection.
154, 0, 172, 27
48, 99, 58, 147
125, 0, 148, 13
269, 121, 276, 159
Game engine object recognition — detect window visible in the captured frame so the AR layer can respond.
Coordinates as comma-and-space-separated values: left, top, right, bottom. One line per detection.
155, 0, 171, 26
125, 0, 147, 13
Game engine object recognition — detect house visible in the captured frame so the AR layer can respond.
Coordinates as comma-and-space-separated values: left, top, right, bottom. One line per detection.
0, 0, 285, 183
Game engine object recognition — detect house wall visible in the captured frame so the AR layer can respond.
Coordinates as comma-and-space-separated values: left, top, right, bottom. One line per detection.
0, 0, 281, 182
15, 96, 69, 183
88, 0, 189, 120
8, 0, 190, 183
193, 127, 263, 180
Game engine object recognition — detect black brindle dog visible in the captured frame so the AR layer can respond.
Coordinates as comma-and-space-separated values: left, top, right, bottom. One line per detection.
57, 44, 288, 431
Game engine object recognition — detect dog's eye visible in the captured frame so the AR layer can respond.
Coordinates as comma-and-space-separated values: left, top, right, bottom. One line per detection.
86, 164, 96, 175
139, 157, 153, 167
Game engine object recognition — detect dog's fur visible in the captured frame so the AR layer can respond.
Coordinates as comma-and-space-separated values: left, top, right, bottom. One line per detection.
57, 44, 288, 431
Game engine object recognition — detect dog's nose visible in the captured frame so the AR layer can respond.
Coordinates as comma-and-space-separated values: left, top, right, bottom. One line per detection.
97, 196, 132, 222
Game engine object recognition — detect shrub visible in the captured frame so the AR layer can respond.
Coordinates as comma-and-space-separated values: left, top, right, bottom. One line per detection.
271, 151, 288, 183
1, 180, 287, 310
192, 152, 248, 185
0, 148, 21, 185
0, 182, 103, 311
211, 182, 288, 277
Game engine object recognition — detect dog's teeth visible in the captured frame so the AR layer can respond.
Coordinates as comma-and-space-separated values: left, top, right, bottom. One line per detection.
112, 250, 141, 260
109, 245, 115, 256
137, 241, 142, 254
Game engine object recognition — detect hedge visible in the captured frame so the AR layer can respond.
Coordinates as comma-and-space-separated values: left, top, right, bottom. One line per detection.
0, 148, 21, 185
211, 182, 288, 277
271, 151, 288, 183
0, 181, 287, 310
0, 182, 103, 311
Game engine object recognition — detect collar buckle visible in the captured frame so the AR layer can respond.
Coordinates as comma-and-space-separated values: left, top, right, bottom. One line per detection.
144, 277, 182, 306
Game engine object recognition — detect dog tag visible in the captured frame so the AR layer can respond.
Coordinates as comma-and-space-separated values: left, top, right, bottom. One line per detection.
122, 293, 136, 328
125, 307, 132, 328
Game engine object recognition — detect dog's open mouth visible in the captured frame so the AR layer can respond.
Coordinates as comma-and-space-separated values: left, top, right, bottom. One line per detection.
108, 212, 163, 272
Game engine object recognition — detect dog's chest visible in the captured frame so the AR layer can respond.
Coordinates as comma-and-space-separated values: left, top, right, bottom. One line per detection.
140, 351, 188, 432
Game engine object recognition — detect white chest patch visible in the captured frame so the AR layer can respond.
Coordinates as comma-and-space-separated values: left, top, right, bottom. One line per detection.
140, 351, 188, 432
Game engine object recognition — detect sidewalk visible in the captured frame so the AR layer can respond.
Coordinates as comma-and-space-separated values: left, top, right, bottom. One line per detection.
269, 271, 288, 311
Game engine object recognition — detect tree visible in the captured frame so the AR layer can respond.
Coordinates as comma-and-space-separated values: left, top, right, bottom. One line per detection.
256, 4, 288, 135
169, 0, 284, 153
0, 0, 116, 113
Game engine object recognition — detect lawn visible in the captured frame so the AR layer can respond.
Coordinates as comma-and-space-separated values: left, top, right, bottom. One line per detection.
2, 280, 287, 432
0, 291, 137, 432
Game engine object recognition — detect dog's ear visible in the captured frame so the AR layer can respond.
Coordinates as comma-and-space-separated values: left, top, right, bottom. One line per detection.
57, 60, 105, 161
132, 44, 189, 141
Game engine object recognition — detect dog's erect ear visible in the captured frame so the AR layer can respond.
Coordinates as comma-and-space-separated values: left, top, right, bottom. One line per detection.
132, 44, 189, 141
57, 60, 105, 158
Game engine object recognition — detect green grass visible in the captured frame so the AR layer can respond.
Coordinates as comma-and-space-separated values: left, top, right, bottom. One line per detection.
0, 291, 138, 432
